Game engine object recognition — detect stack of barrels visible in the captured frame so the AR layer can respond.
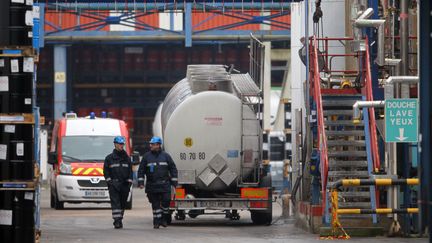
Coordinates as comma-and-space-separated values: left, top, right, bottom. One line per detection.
0, 1, 35, 242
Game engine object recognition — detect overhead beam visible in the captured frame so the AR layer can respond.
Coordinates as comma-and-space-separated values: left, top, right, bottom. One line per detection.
44, 30, 290, 42
45, 2, 292, 11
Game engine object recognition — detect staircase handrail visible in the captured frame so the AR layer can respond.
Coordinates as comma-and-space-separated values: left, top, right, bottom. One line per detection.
310, 36, 330, 206
364, 37, 381, 171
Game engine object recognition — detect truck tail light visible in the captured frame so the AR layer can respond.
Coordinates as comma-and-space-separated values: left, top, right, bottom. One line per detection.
250, 201, 269, 208
241, 188, 269, 199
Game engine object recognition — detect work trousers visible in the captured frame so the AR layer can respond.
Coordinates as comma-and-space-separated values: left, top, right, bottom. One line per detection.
108, 181, 130, 220
147, 192, 171, 225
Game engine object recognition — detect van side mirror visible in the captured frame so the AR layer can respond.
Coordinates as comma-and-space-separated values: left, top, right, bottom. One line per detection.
131, 151, 140, 165
48, 152, 57, 165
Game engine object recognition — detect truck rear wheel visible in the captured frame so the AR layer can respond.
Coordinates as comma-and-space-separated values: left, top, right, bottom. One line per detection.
250, 175, 272, 225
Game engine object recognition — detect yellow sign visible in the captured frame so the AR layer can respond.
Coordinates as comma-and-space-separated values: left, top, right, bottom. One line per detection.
54, 72, 66, 83
184, 137, 193, 147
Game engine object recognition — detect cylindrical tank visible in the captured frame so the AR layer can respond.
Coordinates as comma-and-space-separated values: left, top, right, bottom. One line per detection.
159, 66, 260, 192
152, 103, 163, 138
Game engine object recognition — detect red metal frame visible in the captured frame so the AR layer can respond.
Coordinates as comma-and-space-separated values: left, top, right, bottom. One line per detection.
308, 36, 381, 212
309, 36, 329, 207
364, 37, 381, 171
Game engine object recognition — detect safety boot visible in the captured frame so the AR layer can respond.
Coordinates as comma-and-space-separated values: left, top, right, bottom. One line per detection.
114, 219, 123, 229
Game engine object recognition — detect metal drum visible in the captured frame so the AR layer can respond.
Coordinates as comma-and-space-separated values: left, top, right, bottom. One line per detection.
0, 93, 32, 113
10, 160, 33, 181
0, 125, 33, 181
8, 4, 33, 46
9, 140, 34, 181
1, 57, 35, 77
12, 191, 35, 243
2, 124, 33, 141
0, 2, 33, 46
0, 191, 14, 242
10, 140, 33, 161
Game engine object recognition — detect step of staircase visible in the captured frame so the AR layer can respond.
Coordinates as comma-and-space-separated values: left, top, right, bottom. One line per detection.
326, 130, 365, 136
328, 171, 370, 177
324, 110, 353, 116
339, 191, 371, 198
327, 140, 366, 147
325, 120, 364, 126
329, 160, 368, 168
322, 99, 359, 107
338, 201, 372, 209
328, 151, 367, 157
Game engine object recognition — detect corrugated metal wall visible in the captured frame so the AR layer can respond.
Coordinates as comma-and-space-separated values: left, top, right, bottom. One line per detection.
44, 10, 289, 31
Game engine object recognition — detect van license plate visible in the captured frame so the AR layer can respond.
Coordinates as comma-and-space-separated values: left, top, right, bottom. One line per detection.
85, 191, 106, 197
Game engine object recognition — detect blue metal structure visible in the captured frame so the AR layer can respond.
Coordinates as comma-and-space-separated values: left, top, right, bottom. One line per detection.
53, 46, 67, 119
37, 1, 291, 46
419, 0, 431, 239
362, 97, 377, 224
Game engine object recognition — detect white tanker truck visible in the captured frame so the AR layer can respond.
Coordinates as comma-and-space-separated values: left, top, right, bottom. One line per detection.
153, 65, 272, 225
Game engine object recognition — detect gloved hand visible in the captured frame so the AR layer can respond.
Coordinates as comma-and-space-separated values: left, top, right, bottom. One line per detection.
106, 179, 113, 187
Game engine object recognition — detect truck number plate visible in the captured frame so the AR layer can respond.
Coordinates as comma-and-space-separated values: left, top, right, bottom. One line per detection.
198, 201, 229, 208
84, 190, 106, 197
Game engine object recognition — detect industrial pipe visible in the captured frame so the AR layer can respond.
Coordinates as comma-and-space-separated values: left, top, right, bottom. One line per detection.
385, 76, 419, 99
337, 208, 419, 215
353, 8, 386, 66
352, 100, 385, 123
354, 19, 386, 66
356, 7, 374, 20
385, 76, 419, 84
385, 58, 402, 66
331, 178, 419, 190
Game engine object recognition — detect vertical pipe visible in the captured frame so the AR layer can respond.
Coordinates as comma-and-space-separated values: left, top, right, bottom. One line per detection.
263, 42, 271, 131
419, 0, 431, 237
400, 0, 410, 235
304, 0, 310, 116
54, 45, 67, 119
377, 24, 385, 65
400, 0, 409, 96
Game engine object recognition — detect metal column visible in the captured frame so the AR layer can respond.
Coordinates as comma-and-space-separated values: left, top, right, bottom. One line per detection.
53, 45, 67, 119
419, 0, 432, 239
184, 3, 192, 47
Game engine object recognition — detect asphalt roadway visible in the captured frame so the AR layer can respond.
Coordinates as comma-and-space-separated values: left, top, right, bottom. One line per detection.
40, 187, 428, 243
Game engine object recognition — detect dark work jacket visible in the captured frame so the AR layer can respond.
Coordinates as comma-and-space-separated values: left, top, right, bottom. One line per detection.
103, 149, 133, 184
137, 150, 178, 193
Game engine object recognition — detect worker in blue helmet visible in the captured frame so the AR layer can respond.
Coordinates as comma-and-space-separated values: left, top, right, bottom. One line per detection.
103, 136, 133, 229
138, 136, 178, 229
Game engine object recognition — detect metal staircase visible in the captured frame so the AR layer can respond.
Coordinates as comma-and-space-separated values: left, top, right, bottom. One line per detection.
323, 94, 375, 218
308, 36, 380, 225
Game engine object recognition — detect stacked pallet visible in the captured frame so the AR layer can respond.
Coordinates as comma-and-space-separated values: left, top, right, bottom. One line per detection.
0, 1, 37, 242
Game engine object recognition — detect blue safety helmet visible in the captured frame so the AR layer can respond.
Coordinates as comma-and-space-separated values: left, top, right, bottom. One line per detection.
149, 136, 162, 144
113, 136, 126, 144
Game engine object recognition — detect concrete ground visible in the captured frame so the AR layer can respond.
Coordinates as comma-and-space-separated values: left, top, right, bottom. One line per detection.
40, 187, 428, 243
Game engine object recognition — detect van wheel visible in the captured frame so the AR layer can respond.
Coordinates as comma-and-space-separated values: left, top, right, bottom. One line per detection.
50, 193, 55, 208
125, 195, 132, 210
54, 191, 64, 210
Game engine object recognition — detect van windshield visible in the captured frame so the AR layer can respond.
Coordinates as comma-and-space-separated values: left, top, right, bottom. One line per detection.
61, 136, 117, 161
